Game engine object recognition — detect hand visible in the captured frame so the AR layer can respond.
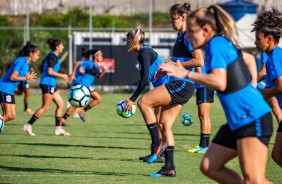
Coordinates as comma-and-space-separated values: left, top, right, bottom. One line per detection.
61, 73, 69, 81
68, 75, 76, 83
124, 99, 134, 112
26, 71, 37, 81
159, 60, 189, 79
154, 69, 166, 81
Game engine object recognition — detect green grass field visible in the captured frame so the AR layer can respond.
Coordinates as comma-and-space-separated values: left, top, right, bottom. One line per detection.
0, 92, 281, 184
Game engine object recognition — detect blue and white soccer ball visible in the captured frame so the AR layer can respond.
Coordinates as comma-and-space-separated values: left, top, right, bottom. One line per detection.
68, 85, 90, 108
0, 115, 4, 133
181, 113, 193, 126
116, 99, 136, 118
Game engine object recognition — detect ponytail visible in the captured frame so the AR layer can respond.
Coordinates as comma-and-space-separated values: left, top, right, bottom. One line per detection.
126, 26, 145, 51
189, 5, 239, 47
19, 41, 39, 57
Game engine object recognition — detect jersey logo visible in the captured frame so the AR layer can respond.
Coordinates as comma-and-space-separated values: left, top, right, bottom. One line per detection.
6, 95, 11, 103
178, 39, 182, 42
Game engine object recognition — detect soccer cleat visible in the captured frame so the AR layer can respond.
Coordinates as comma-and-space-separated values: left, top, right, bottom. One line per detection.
0, 115, 4, 133
147, 142, 167, 164
78, 112, 86, 122
187, 146, 208, 153
25, 108, 34, 115
23, 123, 35, 136
149, 166, 176, 177
54, 126, 70, 136
140, 154, 165, 163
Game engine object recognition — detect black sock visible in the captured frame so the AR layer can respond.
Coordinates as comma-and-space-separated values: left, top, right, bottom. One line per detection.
199, 133, 210, 148
62, 113, 70, 120
83, 105, 91, 112
24, 102, 28, 111
27, 115, 38, 125
55, 117, 61, 126
205, 134, 210, 147
146, 123, 160, 148
164, 146, 175, 170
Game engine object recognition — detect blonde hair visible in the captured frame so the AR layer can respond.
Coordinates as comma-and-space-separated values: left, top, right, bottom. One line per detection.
126, 26, 145, 51
189, 5, 239, 47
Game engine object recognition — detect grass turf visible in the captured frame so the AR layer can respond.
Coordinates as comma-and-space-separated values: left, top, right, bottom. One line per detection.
0, 93, 281, 184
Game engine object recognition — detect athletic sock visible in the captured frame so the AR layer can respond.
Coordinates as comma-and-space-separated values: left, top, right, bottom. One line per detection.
27, 115, 38, 125
199, 133, 210, 148
24, 102, 28, 111
55, 117, 61, 126
62, 113, 70, 120
164, 146, 175, 170
146, 123, 160, 148
83, 105, 91, 112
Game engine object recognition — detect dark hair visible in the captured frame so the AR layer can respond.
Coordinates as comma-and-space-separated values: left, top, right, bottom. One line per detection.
19, 41, 39, 56
47, 38, 62, 51
169, 2, 191, 16
81, 47, 90, 60
252, 8, 282, 42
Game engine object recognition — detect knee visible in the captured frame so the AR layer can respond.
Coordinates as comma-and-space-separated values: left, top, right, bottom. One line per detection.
97, 97, 102, 104
200, 157, 214, 177
42, 105, 51, 112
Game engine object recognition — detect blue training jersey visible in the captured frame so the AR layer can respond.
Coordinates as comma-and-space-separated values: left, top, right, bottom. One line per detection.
72, 59, 93, 86
265, 47, 282, 108
76, 62, 98, 87
0, 56, 29, 95
40, 52, 60, 87
170, 31, 195, 84
206, 36, 270, 130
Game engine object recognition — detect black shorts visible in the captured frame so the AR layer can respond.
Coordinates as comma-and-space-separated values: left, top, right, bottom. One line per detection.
18, 81, 29, 91
165, 80, 194, 105
40, 84, 57, 95
212, 112, 273, 149
0, 91, 15, 104
196, 87, 214, 105
277, 122, 282, 132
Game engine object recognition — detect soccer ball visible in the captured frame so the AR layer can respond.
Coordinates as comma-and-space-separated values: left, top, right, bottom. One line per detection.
0, 115, 4, 133
181, 113, 193, 126
68, 85, 90, 108
116, 99, 136, 118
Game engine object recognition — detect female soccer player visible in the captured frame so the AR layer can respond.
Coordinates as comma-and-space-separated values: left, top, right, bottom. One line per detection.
23, 38, 70, 136
0, 41, 39, 132
60, 49, 107, 125
123, 27, 170, 163
169, 2, 211, 154
252, 8, 282, 167
160, 5, 273, 183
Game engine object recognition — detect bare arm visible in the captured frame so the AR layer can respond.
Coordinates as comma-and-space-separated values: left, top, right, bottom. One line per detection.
261, 76, 282, 98
159, 60, 227, 92
242, 51, 257, 87
257, 63, 266, 82
181, 49, 204, 68
47, 67, 69, 81
10, 71, 37, 81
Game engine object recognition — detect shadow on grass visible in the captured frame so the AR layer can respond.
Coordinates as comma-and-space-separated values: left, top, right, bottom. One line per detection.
0, 154, 139, 162
2, 143, 146, 151
0, 165, 133, 176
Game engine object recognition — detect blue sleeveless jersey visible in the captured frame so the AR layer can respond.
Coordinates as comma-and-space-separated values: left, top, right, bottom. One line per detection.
40, 52, 60, 87
206, 36, 270, 130
170, 31, 195, 84
0, 56, 29, 95
265, 47, 282, 108
140, 46, 169, 87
